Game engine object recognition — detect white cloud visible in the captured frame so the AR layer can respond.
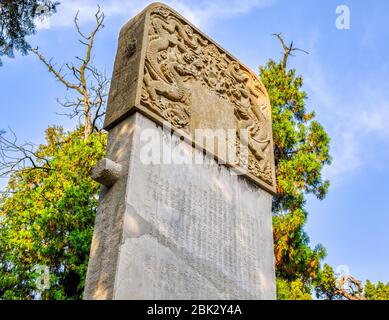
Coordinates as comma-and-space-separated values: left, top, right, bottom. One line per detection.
300, 55, 358, 180
298, 36, 389, 183
43, 0, 276, 30
325, 91, 389, 182
356, 97, 389, 138
34, 16, 51, 29
323, 131, 361, 181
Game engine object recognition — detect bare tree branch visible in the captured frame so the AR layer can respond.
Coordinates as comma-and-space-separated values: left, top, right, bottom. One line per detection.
0, 129, 52, 178
31, 47, 82, 92
0, 8, 109, 183
335, 275, 365, 300
273, 33, 309, 69
31, 6, 108, 140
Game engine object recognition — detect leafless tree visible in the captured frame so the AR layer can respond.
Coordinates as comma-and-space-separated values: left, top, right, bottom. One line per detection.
0, 129, 52, 179
32, 6, 108, 140
335, 275, 365, 300
273, 33, 309, 69
0, 7, 108, 181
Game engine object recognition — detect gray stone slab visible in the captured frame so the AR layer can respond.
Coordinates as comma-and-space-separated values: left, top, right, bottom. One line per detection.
123, 114, 275, 299
84, 2, 277, 300
85, 113, 276, 299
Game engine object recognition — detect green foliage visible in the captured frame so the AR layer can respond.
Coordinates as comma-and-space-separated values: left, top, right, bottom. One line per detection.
364, 280, 389, 300
315, 264, 343, 300
316, 265, 389, 300
261, 39, 388, 300
0, 0, 58, 65
2, 30, 385, 300
260, 55, 331, 299
276, 278, 312, 300
0, 127, 107, 299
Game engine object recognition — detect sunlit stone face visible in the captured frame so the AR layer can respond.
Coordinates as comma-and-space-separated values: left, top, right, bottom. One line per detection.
84, 3, 276, 300
104, 3, 276, 193
113, 114, 276, 299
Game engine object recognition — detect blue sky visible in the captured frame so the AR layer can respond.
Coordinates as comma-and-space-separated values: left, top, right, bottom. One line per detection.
1, 0, 388, 284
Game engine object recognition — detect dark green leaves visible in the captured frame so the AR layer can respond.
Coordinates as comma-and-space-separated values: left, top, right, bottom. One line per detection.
0, 127, 106, 299
0, 0, 58, 65
260, 47, 331, 299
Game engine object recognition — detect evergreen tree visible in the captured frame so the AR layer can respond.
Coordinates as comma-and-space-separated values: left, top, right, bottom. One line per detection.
0, 0, 58, 65
364, 280, 389, 300
316, 264, 389, 300
0, 21, 386, 299
259, 34, 332, 298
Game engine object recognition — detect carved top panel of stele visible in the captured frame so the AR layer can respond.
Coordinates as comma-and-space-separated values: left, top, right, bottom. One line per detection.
104, 2, 277, 194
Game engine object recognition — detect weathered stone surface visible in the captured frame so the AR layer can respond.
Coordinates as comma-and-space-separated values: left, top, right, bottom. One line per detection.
115, 114, 276, 299
86, 113, 276, 299
84, 2, 277, 300
104, 2, 276, 193
91, 158, 122, 187
84, 116, 137, 299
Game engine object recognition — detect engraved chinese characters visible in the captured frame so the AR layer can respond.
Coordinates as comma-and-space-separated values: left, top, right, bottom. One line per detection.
113, 116, 276, 299
85, 3, 277, 300
140, 5, 275, 189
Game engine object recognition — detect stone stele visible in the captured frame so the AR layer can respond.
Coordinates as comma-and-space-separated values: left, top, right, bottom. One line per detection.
84, 2, 277, 300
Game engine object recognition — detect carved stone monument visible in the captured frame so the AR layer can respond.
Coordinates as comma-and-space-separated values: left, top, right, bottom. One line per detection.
84, 2, 277, 300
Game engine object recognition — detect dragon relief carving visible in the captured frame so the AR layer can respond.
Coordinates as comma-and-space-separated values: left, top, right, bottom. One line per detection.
141, 6, 274, 186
